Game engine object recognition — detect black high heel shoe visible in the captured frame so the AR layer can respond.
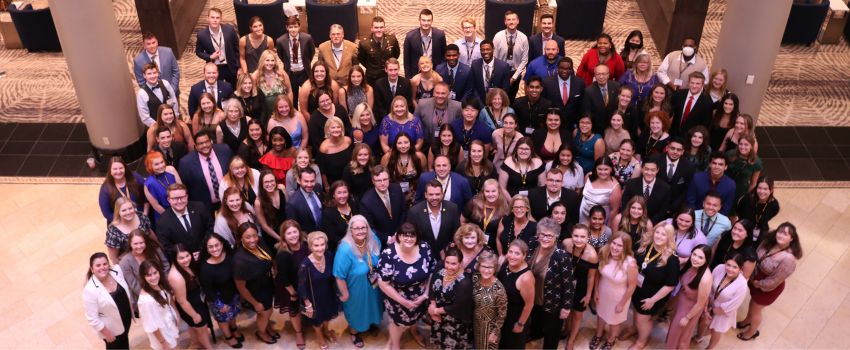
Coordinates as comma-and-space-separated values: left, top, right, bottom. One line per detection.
255, 331, 277, 344
736, 321, 751, 329
230, 327, 245, 342
223, 334, 243, 349
737, 331, 760, 341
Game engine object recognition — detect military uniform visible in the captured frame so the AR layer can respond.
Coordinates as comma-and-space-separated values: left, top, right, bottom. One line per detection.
358, 34, 400, 87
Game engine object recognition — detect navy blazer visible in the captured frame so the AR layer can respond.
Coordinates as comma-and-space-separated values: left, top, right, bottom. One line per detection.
285, 189, 325, 234
177, 145, 233, 213
407, 200, 461, 260
528, 33, 566, 63
275, 32, 316, 75
359, 184, 409, 247
187, 80, 234, 119
434, 62, 474, 102
542, 74, 585, 131
470, 58, 512, 105
670, 89, 714, 137
133, 47, 180, 95
687, 171, 736, 216
195, 24, 241, 75
413, 172, 474, 210
403, 27, 447, 79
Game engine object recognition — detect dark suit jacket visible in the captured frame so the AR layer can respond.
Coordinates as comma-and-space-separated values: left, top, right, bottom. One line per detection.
621, 178, 671, 225
195, 24, 241, 75
581, 81, 621, 134
542, 75, 585, 131
528, 186, 581, 224
373, 77, 414, 124
403, 27, 447, 79
414, 98, 463, 147
152, 141, 187, 170
187, 80, 233, 119
407, 200, 461, 260
177, 145, 233, 213
470, 58, 512, 105
358, 34, 400, 79
285, 189, 326, 234
670, 89, 714, 137
275, 32, 316, 75
512, 96, 553, 133
413, 172, 474, 210
359, 184, 409, 247
687, 171, 736, 216
434, 62, 475, 102
156, 201, 214, 255
651, 154, 696, 213
528, 33, 566, 63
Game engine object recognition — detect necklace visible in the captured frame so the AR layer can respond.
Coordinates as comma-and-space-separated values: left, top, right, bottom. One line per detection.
264, 72, 275, 79
313, 253, 325, 267
226, 120, 241, 136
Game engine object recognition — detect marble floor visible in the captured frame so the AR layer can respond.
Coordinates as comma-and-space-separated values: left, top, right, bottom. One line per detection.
0, 183, 849, 349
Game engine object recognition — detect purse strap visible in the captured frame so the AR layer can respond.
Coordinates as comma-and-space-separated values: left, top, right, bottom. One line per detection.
308, 262, 316, 313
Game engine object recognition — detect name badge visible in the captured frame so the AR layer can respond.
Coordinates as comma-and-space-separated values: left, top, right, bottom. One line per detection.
400, 182, 410, 192
507, 59, 515, 68
434, 131, 440, 138
449, 91, 457, 100
753, 228, 760, 242
463, 150, 469, 159
484, 234, 490, 242
637, 273, 645, 288
525, 127, 535, 134
519, 190, 529, 196
674, 79, 683, 87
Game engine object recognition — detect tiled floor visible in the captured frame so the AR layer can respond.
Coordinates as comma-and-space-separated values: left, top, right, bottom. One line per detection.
0, 184, 848, 349
756, 126, 850, 181
0, 123, 102, 177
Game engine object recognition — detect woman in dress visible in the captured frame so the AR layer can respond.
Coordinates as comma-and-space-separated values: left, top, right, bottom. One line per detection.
146, 104, 194, 152
233, 223, 280, 344
618, 53, 658, 107
586, 205, 614, 250
300, 61, 340, 120
410, 56, 443, 109
456, 140, 497, 195
709, 93, 739, 151
491, 113, 521, 169
119, 230, 170, 309
379, 96, 425, 152
143, 151, 182, 221
618, 31, 648, 71
636, 110, 671, 160
321, 181, 360, 251
99, 156, 147, 223
233, 71, 268, 124
737, 223, 803, 341
350, 102, 381, 157
239, 16, 274, 74
341, 143, 376, 201
685, 125, 712, 172
525, 218, 574, 350
254, 170, 287, 248
579, 156, 622, 225
218, 156, 260, 211
612, 196, 653, 244
216, 98, 251, 154
199, 233, 244, 348
84, 253, 136, 350
574, 114, 606, 174
298, 232, 341, 350
544, 143, 585, 191
428, 124, 464, 171
318, 117, 355, 186
720, 113, 757, 153
105, 198, 156, 264
709, 219, 757, 277
429, 246, 475, 350
267, 94, 308, 149
137, 260, 180, 350
340, 66, 374, 116
274, 220, 310, 349
472, 250, 508, 350
213, 187, 257, 247
442, 223, 492, 278
635, 82, 671, 133
608, 139, 642, 190
697, 252, 748, 349
381, 132, 427, 205
499, 137, 545, 198
479, 88, 514, 131
377, 223, 436, 350
497, 239, 535, 350
612, 86, 642, 140
309, 89, 352, 153
259, 126, 297, 184
736, 176, 781, 240
192, 92, 225, 140
563, 224, 600, 350
704, 68, 730, 105
576, 33, 625, 86
462, 178, 510, 249
167, 244, 213, 350
254, 50, 293, 115
333, 215, 384, 348
726, 134, 762, 222
285, 148, 324, 198
591, 232, 637, 350
604, 110, 632, 156
665, 206, 708, 268
665, 245, 713, 350
531, 108, 574, 163
237, 119, 269, 171
496, 194, 537, 256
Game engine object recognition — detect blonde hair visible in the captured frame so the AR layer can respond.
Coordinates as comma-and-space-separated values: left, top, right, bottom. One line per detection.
390, 96, 413, 121
704, 68, 728, 97
508, 194, 535, 222
324, 116, 345, 138
351, 102, 377, 128
453, 223, 486, 249
470, 179, 510, 221
306, 231, 328, 250
223, 156, 256, 194
111, 197, 137, 227
597, 231, 634, 277
460, 17, 476, 28
637, 221, 677, 267
253, 50, 287, 91
418, 56, 433, 69
233, 72, 258, 98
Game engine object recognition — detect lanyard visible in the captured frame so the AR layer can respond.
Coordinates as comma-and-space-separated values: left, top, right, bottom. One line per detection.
678, 54, 693, 78
518, 160, 529, 185
356, 244, 373, 269
729, 160, 746, 179
483, 207, 497, 230
546, 62, 557, 77
155, 173, 171, 190
674, 230, 687, 246
434, 107, 446, 129
466, 41, 475, 62
571, 244, 587, 274
339, 204, 351, 225
118, 186, 131, 200
239, 96, 252, 115
700, 212, 718, 234
487, 107, 502, 128
247, 246, 272, 261
439, 176, 451, 193
756, 248, 781, 269
755, 201, 769, 225
210, 30, 222, 51
502, 132, 516, 159
646, 134, 660, 155
506, 35, 515, 60
421, 35, 432, 57
462, 126, 474, 147
640, 243, 663, 271
714, 273, 733, 298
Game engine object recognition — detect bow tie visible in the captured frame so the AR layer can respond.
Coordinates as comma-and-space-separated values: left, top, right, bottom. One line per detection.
151, 84, 160, 89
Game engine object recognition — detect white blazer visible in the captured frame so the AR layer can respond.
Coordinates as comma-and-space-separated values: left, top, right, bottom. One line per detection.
82, 265, 136, 339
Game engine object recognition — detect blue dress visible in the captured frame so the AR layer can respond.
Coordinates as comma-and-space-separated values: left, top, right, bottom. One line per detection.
99, 172, 148, 222
352, 126, 381, 158
378, 242, 436, 326
379, 116, 425, 146
143, 172, 175, 220
575, 134, 602, 175
332, 233, 385, 332
618, 71, 659, 106
297, 250, 341, 327
290, 120, 303, 149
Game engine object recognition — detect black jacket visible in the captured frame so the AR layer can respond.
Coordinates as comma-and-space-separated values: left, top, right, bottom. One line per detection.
620, 177, 671, 225
542, 75, 585, 131
581, 81, 621, 134
359, 184, 410, 248
669, 89, 714, 137
651, 154, 696, 214
407, 200, 461, 260
373, 77, 414, 125
526, 239, 574, 313
527, 186, 581, 225
156, 201, 215, 255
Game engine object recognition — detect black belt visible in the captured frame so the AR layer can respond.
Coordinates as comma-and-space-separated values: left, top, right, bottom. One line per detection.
291, 70, 305, 74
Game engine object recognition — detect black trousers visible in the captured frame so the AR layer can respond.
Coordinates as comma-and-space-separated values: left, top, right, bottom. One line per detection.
103, 331, 130, 350
290, 71, 309, 108
218, 64, 237, 91
529, 304, 562, 350
507, 71, 521, 104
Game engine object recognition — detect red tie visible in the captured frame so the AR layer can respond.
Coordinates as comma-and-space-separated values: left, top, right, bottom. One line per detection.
562, 82, 569, 105
681, 96, 694, 126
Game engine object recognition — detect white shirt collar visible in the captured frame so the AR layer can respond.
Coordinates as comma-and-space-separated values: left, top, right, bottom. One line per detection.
172, 207, 188, 216
147, 49, 159, 59
558, 75, 570, 86
667, 156, 680, 167
679, 53, 697, 64
427, 203, 443, 216
643, 177, 656, 189
210, 26, 222, 37
420, 29, 432, 38
332, 42, 344, 51
542, 33, 553, 40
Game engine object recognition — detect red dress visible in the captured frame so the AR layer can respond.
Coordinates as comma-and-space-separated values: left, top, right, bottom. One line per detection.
259, 153, 294, 184
575, 48, 626, 87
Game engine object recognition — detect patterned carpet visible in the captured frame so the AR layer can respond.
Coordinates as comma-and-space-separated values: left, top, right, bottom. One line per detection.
1, 0, 849, 125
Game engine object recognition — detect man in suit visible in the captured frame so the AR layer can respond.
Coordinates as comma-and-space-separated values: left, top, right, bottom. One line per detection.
358, 16, 400, 87
687, 151, 736, 216
651, 137, 695, 216
512, 76, 552, 134
527, 14, 565, 63
408, 179, 461, 260
414, 155, 473, 210
542, 57, 584, 131
528, 168, 580, 224
360, 165, 409, 247
434, 44, 474, 102
152, 126, 187, 170
470, 40, 511, 106
373, 58, 414, 124
317, 24, 359, 87
156, 183, 214, 256
195, 8, 240, 89
136, 63, 179, 127
187, 63, 234, 119
493, 11, 529, 102
403, 9, 447, 79
133, 32, 180, 96
178, 132, 233, 213
620, 158, 671, 225
276, 17, 315, 107
285, 167, 325, 233
670, 71, 713, 137
414, 82, 462, 153
581, 64, 620, 134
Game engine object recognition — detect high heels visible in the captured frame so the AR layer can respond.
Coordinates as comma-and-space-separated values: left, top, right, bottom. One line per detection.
229, 327, 244, 342
223, 334, 243, 349
737, 330, 760, 341
255, 331, 277, 344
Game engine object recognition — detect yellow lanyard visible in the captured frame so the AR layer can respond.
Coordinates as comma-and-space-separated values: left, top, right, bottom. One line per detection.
482, 207, 496, 230
640, 243, 663, 272
339, 205, 351, 225
247, 246, 272, 261
356, 244, 373, 270
155, 173, 171, 190
118, 186, 131, 200
755, 202, 768, 225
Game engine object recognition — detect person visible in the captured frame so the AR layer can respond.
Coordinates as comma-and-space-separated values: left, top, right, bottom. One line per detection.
576, 34, 625, 86
618, 30, 648, 71
428, 246, 475, 349
573, 114, 606, 174
188, 63, 234, 120
373, 58, 414, 123
285, 167, 325, 234
237, 119, 268, 171
670, 72, 714, 137
456, 140, 498, 195
178, 132, 233, 213
454, 17, 483, 66
604, 111, 632, 155
276, 17, 315, 107
152, 126, 188, 170
120, 230, 170, 307
478, 88, 514, 132
709, 219, 757, 277
496, 239, 535, 349
609, 139, 641, 187
585, 205, 614, 251
687, 151, 736, 215
377, 223, 436, 350
435, 44, 475, 102
696, 252, 748, 349
333, 215, 384, 348
665, 245, 713, 350
381, 132, 427, 204
409, 178, 462, 259
451, 97, 494, 155
318, 117, 355, 186
471, 40, 512, 106
342, 143, 376, 200
136, 260, 180, 350
579, 156, 623, 224
273, 220, 310, 349
195, 8, 240, 88
696, 191, 733, 246
105, 198, 156, 264
737, 176, 781, 240
684, 125, 712, 172
528, 167, 581, 223
710, 93, 739, 151
214, 186, 258, 247
544, 144, 585, 191
414, 155, 474, 211
147, 104, 194, 153
523, 38, 561, 83
309, 90, 353, 158
136, 62, 180, 127
591, 232, 637, 350
704, 68, 730, 104
317, 24, 359, 88
216, 156, 260, 214
238, 16, 274, 75
492, 11, 529, 102
100, 157, 147, 223
167, 244, 213, 350
528, 14, 565, 63
268, 94, 307, 150
613, 196, 654, 243
471, 250, 508, 349
215, 99, 251, 154
666, 207, 708, 267
198, 232, 244, 348
442, 223, 492, 276
428, 124, 464, 171
491, 114, 521, 169
350, 102, 382, 157
636, 82, 672, 133
233, 223, 280, 344
727, 135, 762, 222
562, 224, 600, 350
620, 158, 671, 224
321, 181, 360, 251
542, 57, 585, 131
637, 110, 671, 159
379, 95, 425, 152
617, 222, 679, 350
254, 50, 294, 117
720, 114, 758, 153
612, 87, 642, 140
462, 178, 510, 248
299, 62, 341, 120
657, 38, 710, 91
618, 53, 657, 107
133, 32, 180, 96
532, 108, 575, 163
582, 65, 621, 133
192, 92, 225, 140
498, 137, 544, 198
156, 184, 214, 255
358, 16, 400, 87
286, 147, 324, 199
548, 201, 574, 243
258, 126, 297, 184
360, 165, 410, 247
496, 194, 537, 255
403, 9, 447, 79
298, 232, 341, 350
340, 66, 374, 116
254, 170, 286, 248
512, 76, 552, 135
410, 56, 444, 108
84, 253, 136, 350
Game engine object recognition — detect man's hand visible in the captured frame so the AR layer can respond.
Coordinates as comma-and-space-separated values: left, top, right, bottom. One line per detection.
210, 51, 221, 61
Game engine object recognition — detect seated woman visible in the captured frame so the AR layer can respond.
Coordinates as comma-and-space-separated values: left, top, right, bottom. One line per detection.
543, 144, 584, 192
604, 111, 631, 156
239, 16, 275, 75
119, 229, 170, 308
496, 194, 537, 256
213, 187, 258, 247
217, 156, 261, 212
146, 105, 194, 152
259, 127, 297, 184
233, 223, 280, 344
267, 94, 308, 150
462, 178, 510, 249
441, 223, 492, 278
498, 137, 545, 198
428, 124, 464, 171
636, 110, 671, 160
491, 114, 521, 169
340, 66, 374, 116
167, 243, 213, 350
299, 62, 340, 120
298, 232, 342, 350
350, 103, 381, 158
608, 139, 642, 188
216, 98, 252, 154
381, 132, 427, 205
318, 116, 355, 186
684, 125, 712, 172
455, 140, 497, 196
237, 119, 269, 171
410, 56, 443, 109
428, 246, 474, 349
233, 71, 268, 124
136, 260, 180, 350
99, 156, 147, 223
143, 151, 182, 221
191, 92, 224, 140
254, 49, 293, 116
379, 96, 425, 152
105, 198, 157, 264
573, 114, 606, 175
341, 143, 376, 201
285, 148, 324, 199
531, 108, 574, 163
478, 88, 514, 132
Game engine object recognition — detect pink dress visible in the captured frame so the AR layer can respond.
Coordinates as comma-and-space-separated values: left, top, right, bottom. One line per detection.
708, 265, 747, 332
665, 268, 701, 350
596, 256, 634, 325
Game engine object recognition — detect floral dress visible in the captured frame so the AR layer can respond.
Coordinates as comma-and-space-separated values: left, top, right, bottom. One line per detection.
609, 152, 639, 188
429, 263, 474, 349
378, 242, 436, 326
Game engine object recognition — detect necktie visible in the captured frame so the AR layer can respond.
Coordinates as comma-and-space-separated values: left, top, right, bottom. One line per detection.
292, 37, 299, 63
562, 82, 569, 105
308, 192, 322, 228
450, 68, 455, 83
702, 214, 711, 233
206, 157, 220, 199
181, 214, 192, 231
507, 35, 515, 60
208, 85, 216, 102
668, 164, 675, 179
381, 193, 392, 217
150, 54, 158, 69
602, 86, 608, 106
644, 185, 650, 199
391, 84, 396, 96
485, 65, 491, 87
682, 96, 694, 126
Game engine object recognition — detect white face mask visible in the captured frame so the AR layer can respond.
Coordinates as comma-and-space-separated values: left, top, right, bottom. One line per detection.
682, 47, 695, 57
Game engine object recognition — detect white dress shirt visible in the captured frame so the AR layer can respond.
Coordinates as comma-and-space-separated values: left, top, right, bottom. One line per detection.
437, 174, 452, 201
453, 37, 482, 66
643, 178, 656, 196
209, 26, 227, 65
666, 156, 680, 179
657, 53, 710, 85
331, 43, 344, 68
680, 91, 700, 126
482, 60, 495, 88
172, 208, 190, 231
146, 49, 161, 69
136, 80, 179, 127
420, 29, 433, 59
493, 29, 529, 80
289, 33, 304, 71
428, 203, 443, 239
205, 81, 218, 102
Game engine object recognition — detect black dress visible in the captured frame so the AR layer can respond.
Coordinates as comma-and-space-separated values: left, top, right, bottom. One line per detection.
632, 245, 680, 315
175, 274, 211, 327
237, 141, 268, 171
259, 188, 286, 250
499, 162, 545, 197
341, 164, 374, 201
199, 252, 240, 309
232, 239, 275, 310
429, 262, 474, 349
497, 263, 531, 350
237, 94, 268, 125
463, 200, 503, 250
219, 117, 249, 154
455, 161, 498, 196
736, 195, 780, 240
306, 84, 330, 116
431, 143, 461, 170
709, 230, 758, 270
637, 127, 670, 158
297, 251, 341, 327
570, 256, 599, 312
321, 199, 360, 252
626, 223, 643, 247
710, 125, 730, 152
274, 243, 310, 316
497, 215, 537, 255
318, 142, 355, 186
107, 283, 133, 349
308, 104, 353, 159
619, 106, 641, 141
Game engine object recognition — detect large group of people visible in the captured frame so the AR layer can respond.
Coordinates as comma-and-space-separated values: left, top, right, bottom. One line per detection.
86, 6, 803, 350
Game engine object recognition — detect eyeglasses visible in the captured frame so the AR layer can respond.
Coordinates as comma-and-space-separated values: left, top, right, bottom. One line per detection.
169, 195, 188, 201
399, 234, 417, 241
479, 265, 495, 270
512, 206, 528, 210
538, 233, 556, 240
351, 227, 368, 232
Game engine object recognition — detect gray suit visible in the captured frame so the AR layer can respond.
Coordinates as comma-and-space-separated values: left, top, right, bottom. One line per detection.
414, 98, 463, 150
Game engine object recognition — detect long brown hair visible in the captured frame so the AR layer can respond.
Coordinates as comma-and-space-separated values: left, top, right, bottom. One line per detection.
349, 143, 375, 175
387, 132, 423, 182
277, 220, 308, 254
597, 231, 634, 277
641, 82, 671, 114
221, 186, 255, 236
684, 125, 711, 161
139, 259, 173, 307
103, 156, 143, 212
711, 93, 739, 129
749, 176, 777, 207
309, 61, 334, 100
257, 170, 279, 231
464, 140, 493, 177
730, 133, 758, 165
124, 229, 165, 265
154, 104, 184, 139
618, 196, 648, 236
759, 222, 803, 259
345, 65, 372, 93
323, 180, 353, 207
169, 243, 200, 289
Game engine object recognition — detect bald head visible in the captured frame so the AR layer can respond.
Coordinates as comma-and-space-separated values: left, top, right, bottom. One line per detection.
544, 39, 560, 62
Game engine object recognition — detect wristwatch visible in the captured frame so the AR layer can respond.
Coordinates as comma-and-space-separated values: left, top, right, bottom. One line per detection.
516, 321, 525, 327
